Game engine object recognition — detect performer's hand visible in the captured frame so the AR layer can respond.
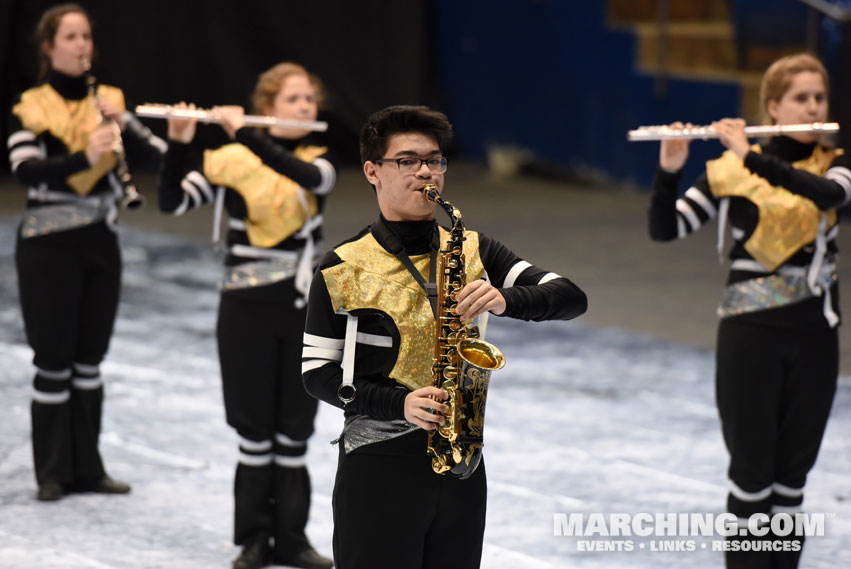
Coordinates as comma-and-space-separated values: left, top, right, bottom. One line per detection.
455, 279, 506, 320
98, 99, 126, 130
712, 118, 749, 160
212, 105, 245, 139
85, 124, 116, 165
659, 122, 692, 172
167, 102, 198, 143
404, 387, 448, 430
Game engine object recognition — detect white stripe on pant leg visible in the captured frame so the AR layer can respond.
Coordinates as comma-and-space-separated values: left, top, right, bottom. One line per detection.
239, 452, 273, 466
238, 436, 273, 452
274, 455, 307, 468
36, 367, 72, 380
72, 377, 103, 390
275, 433, 307, 448
730, 481, 772, 502
73, 362, 100, 376
32, 388, 71, 404
771, 505, 803, 515
772, 482, 804, 498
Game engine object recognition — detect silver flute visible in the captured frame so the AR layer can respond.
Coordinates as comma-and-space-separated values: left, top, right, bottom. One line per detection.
134, 104, 328, 132
627, 122, 839, 141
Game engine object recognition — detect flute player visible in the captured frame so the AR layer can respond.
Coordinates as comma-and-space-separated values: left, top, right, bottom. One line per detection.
647, 53, 851, 569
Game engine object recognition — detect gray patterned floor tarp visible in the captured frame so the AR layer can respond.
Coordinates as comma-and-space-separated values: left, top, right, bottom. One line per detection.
1, 222, 849, 568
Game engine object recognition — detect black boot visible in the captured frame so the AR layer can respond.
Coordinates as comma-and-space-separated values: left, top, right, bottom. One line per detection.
233, 534, 270, 569
71, 474, 131, 494
276, 545, 333, 569
36, 481, 64, 502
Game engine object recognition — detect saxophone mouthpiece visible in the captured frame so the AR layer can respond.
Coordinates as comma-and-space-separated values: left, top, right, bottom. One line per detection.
422, 183, 439, 202
79, 56, 91, 72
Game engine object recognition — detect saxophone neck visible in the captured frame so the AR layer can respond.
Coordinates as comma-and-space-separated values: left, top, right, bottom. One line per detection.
422, 184, 463, 230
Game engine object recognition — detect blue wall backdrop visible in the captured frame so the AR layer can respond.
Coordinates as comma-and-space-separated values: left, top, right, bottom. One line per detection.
436, 1, 741, 187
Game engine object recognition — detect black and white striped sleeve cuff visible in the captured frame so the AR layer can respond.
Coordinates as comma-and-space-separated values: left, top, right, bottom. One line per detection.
310, 157, 336, 196
7, 130, 45, 173
825, 165, 851, 206
173, 171, 215, 215
302, 332, 344, 374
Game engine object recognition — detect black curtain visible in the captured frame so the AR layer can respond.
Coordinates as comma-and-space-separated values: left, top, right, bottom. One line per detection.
835, 20, 851, 153
1, 0, 443, 172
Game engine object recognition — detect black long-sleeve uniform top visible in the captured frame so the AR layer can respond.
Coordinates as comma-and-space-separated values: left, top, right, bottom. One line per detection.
302, 217, 588, 421
157, 126, 338, 302
8, 69, 165, 208
648, 136, 851, 329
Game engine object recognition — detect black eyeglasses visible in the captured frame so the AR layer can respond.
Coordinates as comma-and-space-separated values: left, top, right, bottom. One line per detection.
373, 156, 448, 174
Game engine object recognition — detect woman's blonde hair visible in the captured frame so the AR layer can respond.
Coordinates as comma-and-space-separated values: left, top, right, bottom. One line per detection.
759, 53, 828, 124
250, 62, 325, 115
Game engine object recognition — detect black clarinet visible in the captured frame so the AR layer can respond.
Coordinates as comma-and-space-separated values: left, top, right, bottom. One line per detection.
81, 57, 145, 210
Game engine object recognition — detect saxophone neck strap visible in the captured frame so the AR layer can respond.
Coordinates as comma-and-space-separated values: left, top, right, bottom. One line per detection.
371, 216, 440, 318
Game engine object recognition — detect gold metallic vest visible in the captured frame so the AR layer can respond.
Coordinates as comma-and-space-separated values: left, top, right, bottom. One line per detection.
12, 82, 125, 195
706, 145, 842, 271
204, 143, 326, 247
322, 227, 485, 391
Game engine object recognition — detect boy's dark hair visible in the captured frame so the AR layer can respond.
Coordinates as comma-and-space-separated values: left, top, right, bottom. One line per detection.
359, 105, 453, 164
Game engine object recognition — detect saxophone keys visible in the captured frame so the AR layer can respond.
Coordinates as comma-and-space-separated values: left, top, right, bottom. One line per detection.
451, 443, 463, 464
431, 456, 451, 474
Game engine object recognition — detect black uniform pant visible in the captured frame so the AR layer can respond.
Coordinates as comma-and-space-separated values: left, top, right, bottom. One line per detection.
217, 285, 318, 560
716, 318, 838, 569
332, 435, 487, 569
15, 223, 121, 487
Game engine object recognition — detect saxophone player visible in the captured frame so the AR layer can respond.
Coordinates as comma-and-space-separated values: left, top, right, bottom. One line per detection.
302, 105, 587, 569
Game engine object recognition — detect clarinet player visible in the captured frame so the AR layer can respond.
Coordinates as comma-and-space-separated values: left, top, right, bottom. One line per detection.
6, 3, 165, 502
301, 105, 587, 568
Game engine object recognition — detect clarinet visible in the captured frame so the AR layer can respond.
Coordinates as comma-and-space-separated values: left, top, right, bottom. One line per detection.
81, 57, 145, 210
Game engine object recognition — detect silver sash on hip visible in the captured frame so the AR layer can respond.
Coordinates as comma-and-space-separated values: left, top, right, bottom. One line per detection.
20, 191, 116, 239
718, 264, 838, 319
220, 245, 300, 291
340, 415, 418, 454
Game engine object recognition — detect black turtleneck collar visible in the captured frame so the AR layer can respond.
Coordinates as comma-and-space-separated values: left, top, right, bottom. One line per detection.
47, 68, 89, 100
268, 132, 301, 151
374, 214, 436, 255
763, 135, 818, 162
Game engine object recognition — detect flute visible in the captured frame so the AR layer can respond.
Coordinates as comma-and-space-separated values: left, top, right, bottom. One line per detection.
627, 122, 839, 141
134, 104, 328, 132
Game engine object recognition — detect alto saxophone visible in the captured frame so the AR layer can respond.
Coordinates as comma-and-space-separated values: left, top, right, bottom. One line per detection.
423, 183, 505, 479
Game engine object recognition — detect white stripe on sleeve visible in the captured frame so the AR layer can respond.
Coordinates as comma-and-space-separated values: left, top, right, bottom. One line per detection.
503, 261, 532, 288
675, 199, 701, 232
8, 130, 36, 148
826, 166, 851, 206
684, 186, 717, 218
311, 157, 336, 196
303, 333, 344, 350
